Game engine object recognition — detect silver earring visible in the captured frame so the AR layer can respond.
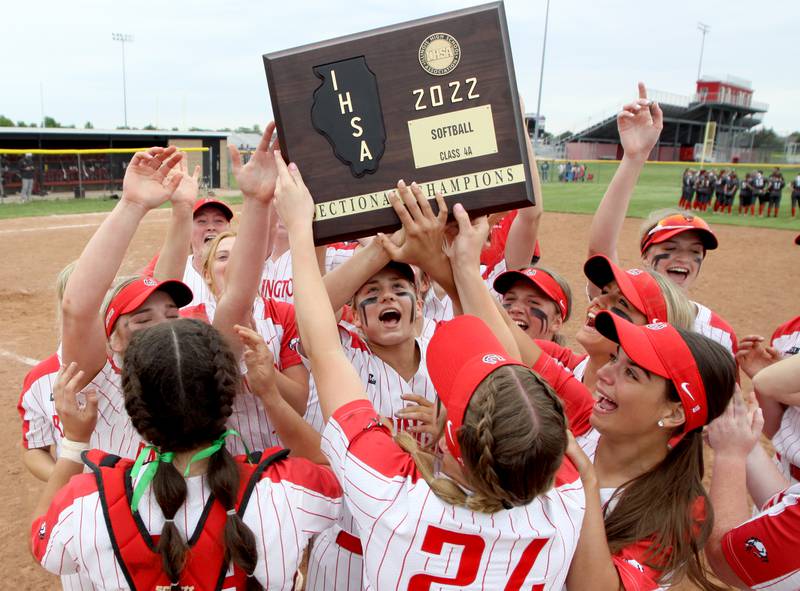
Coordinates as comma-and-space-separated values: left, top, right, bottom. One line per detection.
657, 419, 665, 427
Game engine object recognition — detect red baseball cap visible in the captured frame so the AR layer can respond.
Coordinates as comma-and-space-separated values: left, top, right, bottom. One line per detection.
493, 267, 568, 321
640, 213, 718, 254
584, 255, 668, 324
594, 311, 708, 446
193, 198, 233, 221
427, 315, 525, 464
104, 277, 193, 337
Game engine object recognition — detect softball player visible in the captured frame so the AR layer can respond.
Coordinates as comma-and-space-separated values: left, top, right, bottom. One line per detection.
273, 159, 585, 590
587, 83, 739, 355
59, 146, 194, 460
492, 265, 572, 344
139, 153, 231, 307
705, 358, 800, 590
31, 319, 342, 590
181, 230, 310, 455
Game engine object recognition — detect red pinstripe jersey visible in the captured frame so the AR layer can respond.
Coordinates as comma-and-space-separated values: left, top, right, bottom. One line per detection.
692, 302, 738, 356
770, 316, 800, 483
32, 452, 342, 590
260, 246, 358, 304
771, 316, 800, 358
319, 400, 585, 591
18, 354, 62, 452
722, 483, 800, 590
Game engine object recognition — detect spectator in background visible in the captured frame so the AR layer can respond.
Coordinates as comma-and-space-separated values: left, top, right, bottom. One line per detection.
558, 161, 565, 182
19, 153, 35, 203
565, 160, 573, 182
540, 160, 550, 182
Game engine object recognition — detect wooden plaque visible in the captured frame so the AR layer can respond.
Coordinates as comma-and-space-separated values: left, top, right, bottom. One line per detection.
264, 1, 534, 245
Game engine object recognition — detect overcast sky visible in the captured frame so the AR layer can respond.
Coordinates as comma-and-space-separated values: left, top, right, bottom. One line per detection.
1, 0, 797, 135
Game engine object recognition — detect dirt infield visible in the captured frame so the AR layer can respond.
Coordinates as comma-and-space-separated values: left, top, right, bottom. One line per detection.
1, 207, 797, 589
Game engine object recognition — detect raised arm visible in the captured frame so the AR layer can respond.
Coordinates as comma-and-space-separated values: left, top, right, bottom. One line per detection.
505, 98, 544, 270
61, 147, 182, 384
152, 154, 201, 280
273, 153, 366, 422
587, 83, 663, 269
705, 388, 765, 587
236, 325, 326, 463
752, 351, 800, 406
446, 204, 520, 360
213, 123, 277, 356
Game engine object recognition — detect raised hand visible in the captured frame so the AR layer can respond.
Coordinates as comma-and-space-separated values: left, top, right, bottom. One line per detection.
229, 122, 278, 203
167, 153, 201, 208
706, 385, 764, 459
395, 393, 439, 441
235, 324, 278, 399
736, 335, 780, 379
617, 82, 663, 162
377, 180, 448, 268
53, 362, 98, 443
273, 152, 316, 234
444, 203, 490, 271
122, 146, 184, 210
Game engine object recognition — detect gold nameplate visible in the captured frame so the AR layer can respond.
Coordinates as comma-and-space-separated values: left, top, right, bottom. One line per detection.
315, 163, 525, 221
407, 104, 498, 169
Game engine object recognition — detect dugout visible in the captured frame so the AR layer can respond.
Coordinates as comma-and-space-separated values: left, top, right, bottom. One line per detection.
0, 128, 229, 195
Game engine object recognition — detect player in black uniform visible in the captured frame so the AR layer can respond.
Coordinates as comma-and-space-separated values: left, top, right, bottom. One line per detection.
713, 169, 728, 213
723, 170, 738, 215
739, 173, 754, 216
767, 167, 786, 218
752, 170, 767, 216
679, 168, 695, 209
791, 172, 800, 218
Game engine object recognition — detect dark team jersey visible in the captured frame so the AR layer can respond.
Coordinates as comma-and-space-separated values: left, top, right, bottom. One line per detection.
725, 178, 740, 196
752, 176, 766, 192
792, 178, 800, 193
769, 176, 786, 192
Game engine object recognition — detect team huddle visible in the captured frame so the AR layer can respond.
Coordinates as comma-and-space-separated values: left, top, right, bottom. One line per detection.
19, 83, 800, 591
679, 166, 800, 218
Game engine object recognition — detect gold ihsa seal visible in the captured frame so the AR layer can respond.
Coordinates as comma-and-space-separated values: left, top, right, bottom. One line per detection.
418, 32, 461, 76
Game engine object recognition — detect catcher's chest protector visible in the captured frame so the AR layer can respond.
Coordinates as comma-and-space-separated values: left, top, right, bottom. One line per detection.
83, 447, 290, 591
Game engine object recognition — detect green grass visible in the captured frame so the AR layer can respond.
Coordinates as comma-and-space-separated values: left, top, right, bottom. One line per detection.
542, 162, 800, 230
0, 194, 244, 220
1, 162, 799, 231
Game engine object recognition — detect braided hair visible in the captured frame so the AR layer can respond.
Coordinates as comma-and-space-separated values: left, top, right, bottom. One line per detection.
122, 319, 262, 590
396, 364, 568, 513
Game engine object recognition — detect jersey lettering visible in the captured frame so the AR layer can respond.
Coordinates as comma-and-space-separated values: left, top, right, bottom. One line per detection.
407, 525, 549, 591
408, 526, 485, 590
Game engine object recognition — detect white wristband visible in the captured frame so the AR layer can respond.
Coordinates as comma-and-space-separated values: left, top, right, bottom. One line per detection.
59, 438, 90, 464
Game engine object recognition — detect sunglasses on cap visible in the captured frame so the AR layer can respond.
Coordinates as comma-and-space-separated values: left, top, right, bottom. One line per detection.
640, 213, 718, 254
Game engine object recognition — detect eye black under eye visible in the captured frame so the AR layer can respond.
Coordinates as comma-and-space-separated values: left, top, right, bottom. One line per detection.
610, 307, 633, 322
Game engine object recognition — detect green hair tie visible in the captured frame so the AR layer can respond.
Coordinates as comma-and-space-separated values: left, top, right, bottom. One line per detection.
129, 430, 247, 513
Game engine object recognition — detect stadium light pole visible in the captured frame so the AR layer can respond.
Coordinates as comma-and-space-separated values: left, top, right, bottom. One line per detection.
112, 33, 134, 128
696, 23, 710, 81
533, 0, 551, 146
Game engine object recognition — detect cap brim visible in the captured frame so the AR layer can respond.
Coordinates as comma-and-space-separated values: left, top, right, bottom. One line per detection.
156, 280, 194, 309
384, 261, 416, 285
584, 255, 645, 314
194, 200, 233, 220
493, 270, 530, 295
594, 311, 667, 377
795, 234, 800, 246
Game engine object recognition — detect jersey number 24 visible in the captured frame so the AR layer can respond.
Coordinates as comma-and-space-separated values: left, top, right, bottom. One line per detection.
408, 525, 548, 590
